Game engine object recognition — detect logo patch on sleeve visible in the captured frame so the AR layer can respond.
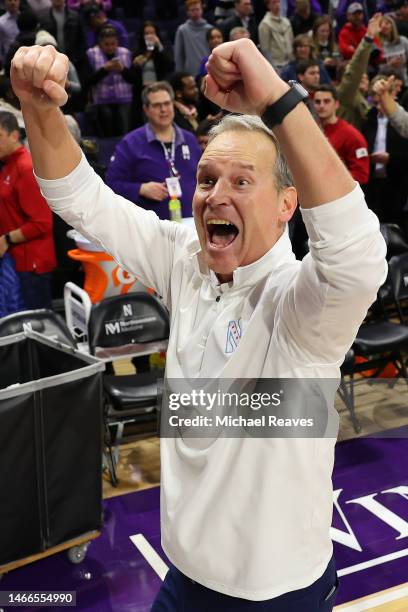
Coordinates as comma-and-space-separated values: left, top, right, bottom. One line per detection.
356, 147, 368, 159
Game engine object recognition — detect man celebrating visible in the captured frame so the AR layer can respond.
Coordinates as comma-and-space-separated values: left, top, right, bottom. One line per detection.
314, 84, 369, 184
11, 38, 386, 610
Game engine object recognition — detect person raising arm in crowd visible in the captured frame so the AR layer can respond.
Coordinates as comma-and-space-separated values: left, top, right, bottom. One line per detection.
337, 12, 382, 131
371, 75, 408, 139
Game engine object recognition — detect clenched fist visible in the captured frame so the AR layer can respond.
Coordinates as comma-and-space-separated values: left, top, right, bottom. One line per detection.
204, 38, 289, 116
11, 45, 69, 109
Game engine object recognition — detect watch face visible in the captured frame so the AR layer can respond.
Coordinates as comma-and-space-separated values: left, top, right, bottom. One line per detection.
288, 80, 309, 99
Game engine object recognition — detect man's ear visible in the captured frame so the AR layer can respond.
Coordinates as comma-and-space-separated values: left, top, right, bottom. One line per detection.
278, 186, 298, 223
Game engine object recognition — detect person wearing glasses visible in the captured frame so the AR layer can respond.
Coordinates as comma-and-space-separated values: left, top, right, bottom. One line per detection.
105, 81, 201, 219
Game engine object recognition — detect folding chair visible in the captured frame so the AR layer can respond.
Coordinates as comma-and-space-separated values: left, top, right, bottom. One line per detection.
339, 254, 408, 433
64, 283, 169, 486
378, 224, 408, 310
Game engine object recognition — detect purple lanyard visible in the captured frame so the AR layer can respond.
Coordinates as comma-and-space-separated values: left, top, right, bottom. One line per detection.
160, 140, 179, 177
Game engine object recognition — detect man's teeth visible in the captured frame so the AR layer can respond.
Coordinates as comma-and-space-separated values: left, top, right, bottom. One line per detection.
207, 220, 234, 225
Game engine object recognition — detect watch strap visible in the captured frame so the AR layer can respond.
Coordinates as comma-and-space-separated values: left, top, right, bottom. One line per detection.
5, 233, 13, 247
261, 86, 307, 129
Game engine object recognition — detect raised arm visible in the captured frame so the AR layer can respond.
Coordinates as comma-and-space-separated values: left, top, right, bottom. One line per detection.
337, 15, 382, 108
9, 44, 188, 304
11, 45, 81, 179
372, 76, 408, 139
205, 38, 386, 363
205, 38, 354, 208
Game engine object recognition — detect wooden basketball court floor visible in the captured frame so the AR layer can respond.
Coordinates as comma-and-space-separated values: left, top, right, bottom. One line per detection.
104, 362, 408, 611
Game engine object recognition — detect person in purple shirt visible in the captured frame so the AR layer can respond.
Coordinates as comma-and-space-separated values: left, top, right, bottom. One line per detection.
0, 0, 20, 65
82, 3, 129, 48
67, 0, 111, 11
86, 26, 133, 136
106, 81, 201, 220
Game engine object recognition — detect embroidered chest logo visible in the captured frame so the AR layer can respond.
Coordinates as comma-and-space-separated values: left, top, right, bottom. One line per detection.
225, 319, 242, 354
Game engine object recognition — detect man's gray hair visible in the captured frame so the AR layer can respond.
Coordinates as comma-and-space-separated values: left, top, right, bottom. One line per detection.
141, 81, 175, 106
207, 114, 294, 191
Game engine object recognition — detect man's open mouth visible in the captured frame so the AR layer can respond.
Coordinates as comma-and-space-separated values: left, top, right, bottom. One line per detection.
207, 219, 239, 248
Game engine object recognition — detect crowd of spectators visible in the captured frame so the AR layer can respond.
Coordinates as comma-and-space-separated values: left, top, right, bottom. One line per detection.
1, 0, 408, 312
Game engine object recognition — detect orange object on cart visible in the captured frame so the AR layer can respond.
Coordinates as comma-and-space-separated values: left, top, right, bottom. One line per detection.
67, 248, 151, 304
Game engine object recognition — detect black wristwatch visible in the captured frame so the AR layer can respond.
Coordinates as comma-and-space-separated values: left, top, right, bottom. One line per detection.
261, 81, 309, 129
5, 233, 13, 247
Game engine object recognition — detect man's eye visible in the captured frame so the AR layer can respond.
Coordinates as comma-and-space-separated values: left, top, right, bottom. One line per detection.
237, 178, 250, 186
200, 177, 215, 186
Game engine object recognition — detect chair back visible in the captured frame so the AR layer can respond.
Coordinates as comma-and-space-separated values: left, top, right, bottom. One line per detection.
380, 223, 408, 260
388, 253, 408, 323
0, 309, 76, 348
88, 292, 169, 355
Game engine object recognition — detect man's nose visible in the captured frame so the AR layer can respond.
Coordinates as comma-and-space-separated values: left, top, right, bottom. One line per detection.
206, 179, 231, 206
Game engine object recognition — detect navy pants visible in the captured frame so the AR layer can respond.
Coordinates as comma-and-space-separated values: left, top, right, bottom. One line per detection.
151, 556, 339, 612
18, 272, 52, 310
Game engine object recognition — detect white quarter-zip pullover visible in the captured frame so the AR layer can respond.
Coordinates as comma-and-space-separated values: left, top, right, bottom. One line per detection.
36, 155, 387, 600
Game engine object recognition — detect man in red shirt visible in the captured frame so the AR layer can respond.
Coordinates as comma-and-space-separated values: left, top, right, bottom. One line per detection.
314, 85, 369, 184
338, 3, 367, 60
0, 111, 56, 309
